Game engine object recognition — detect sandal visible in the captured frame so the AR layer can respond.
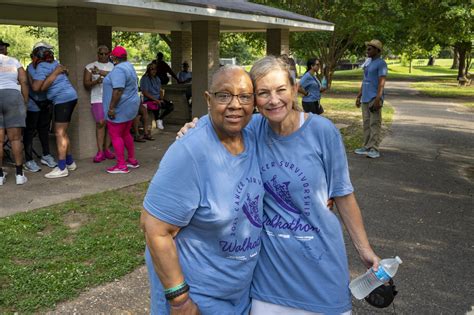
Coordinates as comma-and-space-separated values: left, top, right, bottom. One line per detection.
134, 135, 146, 143
143, 134, 155, 141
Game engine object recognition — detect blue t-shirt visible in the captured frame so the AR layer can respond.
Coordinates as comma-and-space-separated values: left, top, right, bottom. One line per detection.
248, 113, 354, 313
361, 57, 388, 103
299, 71, 321, 102
102, 61, 140, 123
139, 75, 161, 101
27, 63, 47, 112
143, 117, 265, 315
32, 60, 77, 105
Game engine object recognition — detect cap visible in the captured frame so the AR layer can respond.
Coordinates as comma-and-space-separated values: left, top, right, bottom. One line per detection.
33, 41, 53, 50
111, 46, 127, 58
0, 39, 10, 47
365, 39, 383, 51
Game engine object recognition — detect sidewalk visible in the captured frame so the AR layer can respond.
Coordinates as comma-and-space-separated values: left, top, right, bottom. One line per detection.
0, 127, 178, 217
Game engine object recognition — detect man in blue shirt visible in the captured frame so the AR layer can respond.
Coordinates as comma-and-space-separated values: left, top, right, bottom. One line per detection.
355, 39, 388, 159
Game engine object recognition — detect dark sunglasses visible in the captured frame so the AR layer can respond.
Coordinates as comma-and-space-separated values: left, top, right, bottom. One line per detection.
98, 52, 109, 56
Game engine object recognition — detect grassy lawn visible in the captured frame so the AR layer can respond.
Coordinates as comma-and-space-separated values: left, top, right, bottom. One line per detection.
332, 59, 457, 82
0, 184, 148, 313
410, 81, 474, 98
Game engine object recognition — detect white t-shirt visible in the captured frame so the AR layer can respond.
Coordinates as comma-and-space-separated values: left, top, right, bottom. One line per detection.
85, 61, 114, 103
0, 54, 22, 91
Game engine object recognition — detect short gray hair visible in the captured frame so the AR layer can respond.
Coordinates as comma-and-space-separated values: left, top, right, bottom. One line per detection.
209, 65, 252, 92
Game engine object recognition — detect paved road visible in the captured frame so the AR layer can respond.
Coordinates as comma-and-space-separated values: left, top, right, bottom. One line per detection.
42, 81, 474, 314
348, 81, 473, 313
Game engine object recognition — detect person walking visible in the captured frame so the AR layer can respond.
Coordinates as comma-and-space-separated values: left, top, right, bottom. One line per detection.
0, 39, 28, 185
102, 46, 140, 174
299, 58, 326, 115
355, 39, 388, 159
31, 42, 78, 178
83, 45, 115, 163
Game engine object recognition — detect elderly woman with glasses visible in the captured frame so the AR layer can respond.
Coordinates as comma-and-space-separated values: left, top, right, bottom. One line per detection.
141, 65, 264, 315
298, 58, 327, 115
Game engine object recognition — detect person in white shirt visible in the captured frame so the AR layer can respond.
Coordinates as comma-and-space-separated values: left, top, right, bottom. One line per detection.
0, 39, 28, 185
83, 45, 115, 163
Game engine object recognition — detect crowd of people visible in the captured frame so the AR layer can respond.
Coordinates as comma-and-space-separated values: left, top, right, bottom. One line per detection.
1, 35, 390, 314
0, 39, 191, 185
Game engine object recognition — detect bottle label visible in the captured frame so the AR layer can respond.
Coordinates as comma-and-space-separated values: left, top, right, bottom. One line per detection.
374, 266, 391, 282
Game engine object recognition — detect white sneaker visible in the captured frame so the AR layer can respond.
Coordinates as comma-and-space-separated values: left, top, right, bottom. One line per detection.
367, 148, 381, 159
16, 173, 28, 185
354, 147, 369, 155
67, 161, 77, 171
45, 167, 69, 178
157, 119, 164, 130
0, 172, 6, 186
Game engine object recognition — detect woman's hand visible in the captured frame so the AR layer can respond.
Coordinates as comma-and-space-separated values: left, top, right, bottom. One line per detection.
107, 108, 116, 120
176, 117, 199, 139
54, 64, 68, 75
170, 296, 200, 315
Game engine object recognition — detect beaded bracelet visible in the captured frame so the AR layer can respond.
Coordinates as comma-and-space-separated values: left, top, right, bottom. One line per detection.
165, 283, 190, 300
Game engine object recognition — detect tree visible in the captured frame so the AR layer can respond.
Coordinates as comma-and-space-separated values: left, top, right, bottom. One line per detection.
400, 0, 473, 79
251, 0, 406, 85
220, 33, 265, 65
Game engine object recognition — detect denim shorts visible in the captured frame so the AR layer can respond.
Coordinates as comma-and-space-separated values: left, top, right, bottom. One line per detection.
0, 89, 26, 128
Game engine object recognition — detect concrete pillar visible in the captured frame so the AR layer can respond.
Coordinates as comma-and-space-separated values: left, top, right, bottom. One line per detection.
57, 7, 97, 159
97, 25, 112, 49
191, 21, 220, 118
266, 28, 290, 56
171, 31, 192, 75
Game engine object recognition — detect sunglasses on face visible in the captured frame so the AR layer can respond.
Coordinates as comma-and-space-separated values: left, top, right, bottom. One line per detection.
98, 52, 109, 56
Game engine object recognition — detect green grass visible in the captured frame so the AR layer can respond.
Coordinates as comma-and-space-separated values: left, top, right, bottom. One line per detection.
461, 101, 474, 108
327, 80, 360, 94
333, 59, 457, 81
0, 184, 148, 313
410, 82, 474, 98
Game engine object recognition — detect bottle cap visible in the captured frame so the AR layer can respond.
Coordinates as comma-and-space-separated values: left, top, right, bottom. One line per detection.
395, 256, 402, 264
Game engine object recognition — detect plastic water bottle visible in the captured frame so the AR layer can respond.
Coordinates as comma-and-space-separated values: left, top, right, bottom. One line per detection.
349, 256, 402, 300
321, 76, 328, 88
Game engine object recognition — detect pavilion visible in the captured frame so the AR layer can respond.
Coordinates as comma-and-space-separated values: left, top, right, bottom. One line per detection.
0, 0, 333, 158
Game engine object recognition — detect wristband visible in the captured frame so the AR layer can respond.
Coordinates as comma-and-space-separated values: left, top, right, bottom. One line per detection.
165, 283, 190, 300
164, 281, 187, 294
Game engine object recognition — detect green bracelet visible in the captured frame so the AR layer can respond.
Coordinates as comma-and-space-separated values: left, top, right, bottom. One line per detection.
164, 281, 187, 294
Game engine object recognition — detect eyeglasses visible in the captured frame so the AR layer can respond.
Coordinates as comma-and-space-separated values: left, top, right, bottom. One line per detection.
211, 92, 254, 105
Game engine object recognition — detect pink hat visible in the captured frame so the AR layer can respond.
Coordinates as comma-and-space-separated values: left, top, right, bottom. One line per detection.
111, 46, 127, 58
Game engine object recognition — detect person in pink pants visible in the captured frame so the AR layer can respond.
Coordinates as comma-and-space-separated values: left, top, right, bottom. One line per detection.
102, 46, 140, 174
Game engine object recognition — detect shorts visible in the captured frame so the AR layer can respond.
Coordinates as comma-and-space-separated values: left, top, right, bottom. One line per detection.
54, 99, 77, 123
91, 102, 105, 122
0, 89, 26, 128
144, 100, 159, 111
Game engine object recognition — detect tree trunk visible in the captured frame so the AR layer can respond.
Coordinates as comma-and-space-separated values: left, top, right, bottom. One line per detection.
409, 59, 412, 74
427, 56, 435, 66
451, 47, 459, 69
456, 40, 472, 79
